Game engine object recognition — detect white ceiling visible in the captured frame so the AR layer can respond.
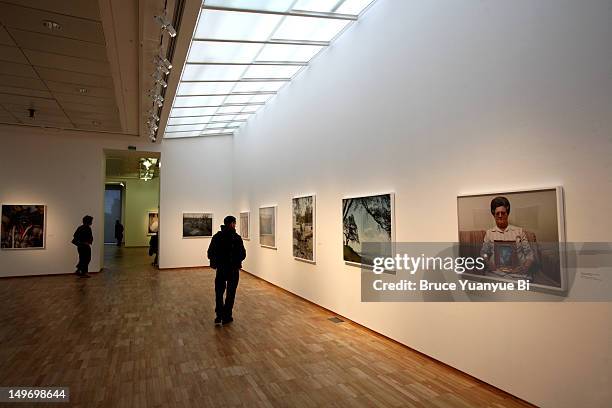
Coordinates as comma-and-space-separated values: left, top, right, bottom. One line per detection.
0, 0, 145, 136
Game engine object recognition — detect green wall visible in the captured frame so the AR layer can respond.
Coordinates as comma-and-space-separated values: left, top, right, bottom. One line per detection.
106, 177, 159, 247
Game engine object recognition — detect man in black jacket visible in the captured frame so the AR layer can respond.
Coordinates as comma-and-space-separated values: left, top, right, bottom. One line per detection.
207, 215, 246, 326
73, 215, 94, 278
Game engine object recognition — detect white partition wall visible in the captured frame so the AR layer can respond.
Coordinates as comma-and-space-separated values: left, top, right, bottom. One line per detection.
230, 0, 612, 407
0, 127, 160, 277
158, 136, 233, 268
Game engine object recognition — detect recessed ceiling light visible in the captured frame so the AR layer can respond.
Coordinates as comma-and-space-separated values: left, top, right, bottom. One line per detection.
78, 88, 88, 94
42, 20, 61, 31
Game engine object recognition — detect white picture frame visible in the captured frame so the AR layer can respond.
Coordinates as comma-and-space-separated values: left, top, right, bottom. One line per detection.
292, 194, 316, 263
239, 211, 250, 240
1, 204, 47, 250
342, 193, 395, 268
457, 186, 567, 294
259, 205, 277, 249
182, 212, 213, 238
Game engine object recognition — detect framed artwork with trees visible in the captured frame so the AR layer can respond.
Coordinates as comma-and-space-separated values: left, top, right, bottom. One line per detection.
342, 193, 394, 267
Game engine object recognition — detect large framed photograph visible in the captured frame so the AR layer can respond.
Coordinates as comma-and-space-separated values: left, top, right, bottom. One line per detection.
293, 195, 315, 262
1, 204, 46, 249
147, 211, 159, 235
457, 187, 566, 293
342, 193, 394, 267
259, 205, 277, 249
240, 211, 250, 240
182, 212, 213, 238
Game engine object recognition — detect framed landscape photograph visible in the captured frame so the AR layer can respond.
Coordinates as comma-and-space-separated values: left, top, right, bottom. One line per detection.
240, 211, 250, 240
457, 187, 566, 293
342, 193, 394, 267
1, 204, 46, 249
182, 212, 213, 238
292, 195, 315, 262
259, 206, 277, 249
147, 211, 159, 235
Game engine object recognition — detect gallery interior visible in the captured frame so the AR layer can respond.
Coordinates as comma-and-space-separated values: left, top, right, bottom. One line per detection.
0, 0, 610, 407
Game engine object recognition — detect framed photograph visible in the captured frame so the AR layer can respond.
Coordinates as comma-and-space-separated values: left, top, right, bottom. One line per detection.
182, 212, 213, 238
259, 205, 277, 249
457, 187, 566, 293
239, 211, 250, 240
1, 204, 46, 249
342, 193, 394, 267
494, 241, 518, 271
147, 211, 159, 235
293, 195, 315, 262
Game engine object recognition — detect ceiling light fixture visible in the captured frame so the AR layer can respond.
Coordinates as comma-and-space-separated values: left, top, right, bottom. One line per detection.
155, 14, 177, 37
155, 64, 170, 76
154, 55, 172, 70
152, 72, 167, 88
42, 20, 61, 31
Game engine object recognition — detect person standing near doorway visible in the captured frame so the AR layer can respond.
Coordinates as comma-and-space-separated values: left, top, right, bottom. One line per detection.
207, 216, 246, 326
114, 220, 124, 247
73, 215, 94, 278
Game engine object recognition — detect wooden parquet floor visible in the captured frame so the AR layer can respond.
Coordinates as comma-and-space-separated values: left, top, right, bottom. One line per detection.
0, 247, 534, 408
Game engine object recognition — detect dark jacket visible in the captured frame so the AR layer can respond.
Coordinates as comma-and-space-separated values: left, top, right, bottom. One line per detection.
207, 227, 246, 270
73, 225, 93, 246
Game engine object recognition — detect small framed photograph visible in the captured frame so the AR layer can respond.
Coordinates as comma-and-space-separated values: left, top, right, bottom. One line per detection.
494, 240, 518, 271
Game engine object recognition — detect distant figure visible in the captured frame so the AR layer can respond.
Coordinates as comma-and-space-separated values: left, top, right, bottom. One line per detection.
207, 215, 246, 326
114, 220, 124, 247
73, 215, 94, 278
149, 232, 159, 266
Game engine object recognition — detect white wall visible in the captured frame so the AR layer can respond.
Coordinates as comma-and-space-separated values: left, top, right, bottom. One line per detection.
158, 136, 233, 268
231, 1, 612, 407
0, 126, 159, 277
107, 177, 160, 247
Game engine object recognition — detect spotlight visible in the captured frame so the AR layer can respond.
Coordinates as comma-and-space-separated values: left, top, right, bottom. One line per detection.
154, 55, 172, 70
155, 15, 177, 37
155, 64, 170, 76
152, 72, 167, 88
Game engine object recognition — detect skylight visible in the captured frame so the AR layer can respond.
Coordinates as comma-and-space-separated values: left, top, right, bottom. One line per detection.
164, 0, 376, 139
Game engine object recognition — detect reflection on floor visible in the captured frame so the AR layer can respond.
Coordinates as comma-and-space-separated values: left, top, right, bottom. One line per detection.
0, 246, 532, 407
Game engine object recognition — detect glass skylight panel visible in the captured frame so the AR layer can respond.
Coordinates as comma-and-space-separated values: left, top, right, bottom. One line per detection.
182, 64, 245, 81
232, 81, 287, 93
203, 0, 294, 12
177, 82, 236, 96
224, 95, 253, 104
202, 128, 234, 135
165, 0, 378, 139
292, 0, 343, 13
173, 95, 226, 107
256, 44, 323, 63
205, 122, 232, 129
166, 124, 205, 132
216, 106, 246, 114
168, 116, 211, 125
243, 65, 302, 79
336, 0, 376, 15
164, 131, 203, 138
195, 10, 282, 41
272, 16, 350, 42
170, 107, 218, 117
187, 41, 262, 63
